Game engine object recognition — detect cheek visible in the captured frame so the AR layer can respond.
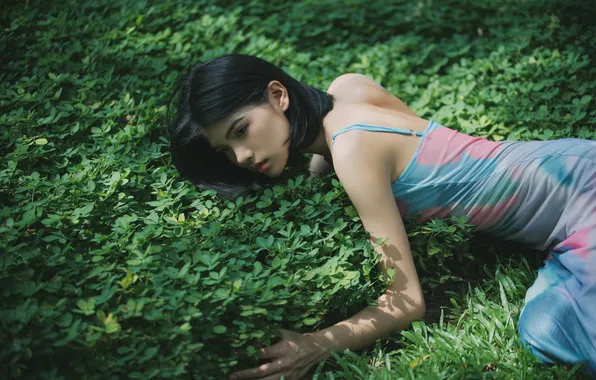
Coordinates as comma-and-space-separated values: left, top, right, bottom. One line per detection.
268, 120, 289, 147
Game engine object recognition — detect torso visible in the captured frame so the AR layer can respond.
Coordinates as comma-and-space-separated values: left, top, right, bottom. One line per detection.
322, 96, 429, 184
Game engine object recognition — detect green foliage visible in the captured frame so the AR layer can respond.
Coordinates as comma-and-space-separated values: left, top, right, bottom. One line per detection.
407, 215, 475, 288
1, 0, 594, 378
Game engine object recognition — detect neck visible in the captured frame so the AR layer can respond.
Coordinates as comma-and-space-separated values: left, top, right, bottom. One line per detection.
301, 126, 331, 158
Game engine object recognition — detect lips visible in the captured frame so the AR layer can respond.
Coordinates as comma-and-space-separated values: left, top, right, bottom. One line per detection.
252, 160, 268, 172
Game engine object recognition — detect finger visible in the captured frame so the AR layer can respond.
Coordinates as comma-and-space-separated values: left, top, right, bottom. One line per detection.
258, 342, 287, 359
229, 359, 287, 380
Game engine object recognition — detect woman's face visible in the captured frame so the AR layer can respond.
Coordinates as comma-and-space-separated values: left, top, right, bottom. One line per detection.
202, 81, 290, 177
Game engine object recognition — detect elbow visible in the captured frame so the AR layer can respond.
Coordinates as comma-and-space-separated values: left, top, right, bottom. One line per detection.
412, 299, 426, 321
408, 296, 426, 321
387, 292, 426, 322
388, 297, 425, 323
384, 288, 425, 323
387, 298, 425, 329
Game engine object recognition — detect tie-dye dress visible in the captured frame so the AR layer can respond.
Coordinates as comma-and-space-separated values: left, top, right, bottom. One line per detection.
331, 120, 596, 374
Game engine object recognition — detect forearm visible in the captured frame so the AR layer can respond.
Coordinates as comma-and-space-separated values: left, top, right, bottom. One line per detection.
306, 292, 425, 359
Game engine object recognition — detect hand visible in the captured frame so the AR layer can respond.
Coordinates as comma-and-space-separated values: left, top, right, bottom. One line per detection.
307, 170, 326, 181
229, 328, 330, 380
307, 154, 333, 181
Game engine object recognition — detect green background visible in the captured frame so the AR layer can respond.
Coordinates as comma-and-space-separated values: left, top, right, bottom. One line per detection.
1, 0, 594, 378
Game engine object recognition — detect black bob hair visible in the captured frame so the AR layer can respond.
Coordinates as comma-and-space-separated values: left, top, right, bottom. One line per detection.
168, 54, 335, 199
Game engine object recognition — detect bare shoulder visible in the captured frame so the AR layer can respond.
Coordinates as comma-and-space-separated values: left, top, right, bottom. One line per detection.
327, 73, 387, 104
331, 129, 393, 198
331, 135, 395, 221
327, 73, 378, 94
327, 73, 418, 117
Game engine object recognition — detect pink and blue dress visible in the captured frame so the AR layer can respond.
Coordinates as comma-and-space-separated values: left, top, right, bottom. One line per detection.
332, 120, 596, 374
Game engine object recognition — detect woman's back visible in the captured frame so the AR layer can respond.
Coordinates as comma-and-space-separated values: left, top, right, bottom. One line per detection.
326, 96, 596, 251
389, 120, 596, 250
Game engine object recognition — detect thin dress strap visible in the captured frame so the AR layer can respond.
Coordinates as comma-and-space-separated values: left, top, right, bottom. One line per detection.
331, 123, 424, 147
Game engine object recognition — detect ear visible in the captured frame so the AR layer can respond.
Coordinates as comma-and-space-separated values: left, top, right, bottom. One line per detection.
267, 80, 290, 112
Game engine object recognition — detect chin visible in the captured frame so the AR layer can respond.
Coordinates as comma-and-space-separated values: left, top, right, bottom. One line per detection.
269, 156, 289, 177
265, 165, 282, 178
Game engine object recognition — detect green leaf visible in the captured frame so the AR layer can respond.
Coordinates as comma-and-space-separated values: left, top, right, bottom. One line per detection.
127, 259, 142, 266
256, 235, 274, 248
303, 318, 318, 326
428, 246, 441, 255
386, 267, 396, 281
73, 202, 94, 218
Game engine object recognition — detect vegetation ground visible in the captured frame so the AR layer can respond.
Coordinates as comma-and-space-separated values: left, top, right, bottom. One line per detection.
1, 0, 595, 378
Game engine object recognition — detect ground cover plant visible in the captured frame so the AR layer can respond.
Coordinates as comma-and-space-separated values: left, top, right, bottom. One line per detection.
1, 0, 595, 378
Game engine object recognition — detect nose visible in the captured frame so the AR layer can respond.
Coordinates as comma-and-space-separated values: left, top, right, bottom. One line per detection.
233, 146, 254, 167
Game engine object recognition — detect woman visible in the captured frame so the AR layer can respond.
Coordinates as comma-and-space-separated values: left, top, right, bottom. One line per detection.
169, 54, 596, 379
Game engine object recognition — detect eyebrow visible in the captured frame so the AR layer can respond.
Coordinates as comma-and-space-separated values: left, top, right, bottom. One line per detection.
213, 116, 243, 150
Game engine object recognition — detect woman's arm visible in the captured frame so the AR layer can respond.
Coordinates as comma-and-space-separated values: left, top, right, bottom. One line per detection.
308, 130, 425, 357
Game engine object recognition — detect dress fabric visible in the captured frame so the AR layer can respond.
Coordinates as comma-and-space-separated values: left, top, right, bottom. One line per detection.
331, 120, 596, 374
